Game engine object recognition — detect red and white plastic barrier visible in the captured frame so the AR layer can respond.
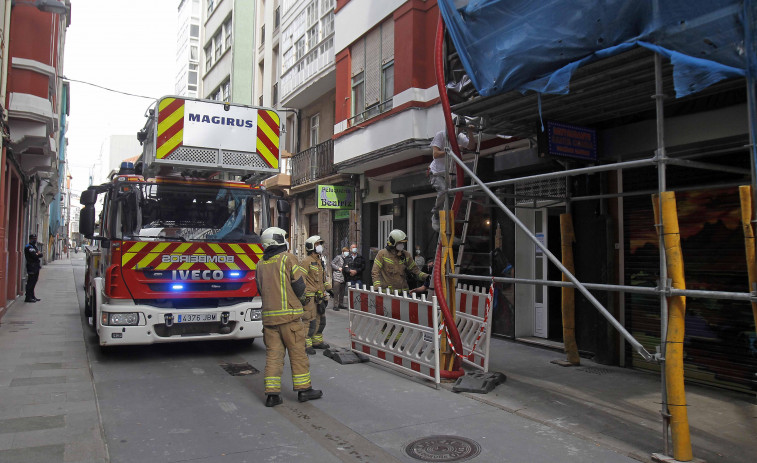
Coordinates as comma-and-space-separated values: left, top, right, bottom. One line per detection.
348, 285, 440, 385
455, 284, 493, 372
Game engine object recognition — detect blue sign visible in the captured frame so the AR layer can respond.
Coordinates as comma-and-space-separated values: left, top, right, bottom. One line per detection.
545, 121, 597, 161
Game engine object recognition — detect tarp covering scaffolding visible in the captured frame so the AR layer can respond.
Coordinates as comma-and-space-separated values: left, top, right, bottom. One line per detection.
438, 0, 750, 98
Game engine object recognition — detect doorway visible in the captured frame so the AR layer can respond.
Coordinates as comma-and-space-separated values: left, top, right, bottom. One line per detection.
514, 205, 564, 341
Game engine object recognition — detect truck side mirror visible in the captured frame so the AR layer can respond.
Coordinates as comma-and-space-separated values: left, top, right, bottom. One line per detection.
276, 199, 290, 231
80, 205, 96, 238
80, 188, 97, 206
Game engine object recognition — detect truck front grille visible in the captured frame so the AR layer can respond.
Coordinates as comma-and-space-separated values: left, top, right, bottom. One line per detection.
154, 321, 238, 337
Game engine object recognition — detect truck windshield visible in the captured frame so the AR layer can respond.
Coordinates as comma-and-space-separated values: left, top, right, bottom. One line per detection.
116, 182, 267, 243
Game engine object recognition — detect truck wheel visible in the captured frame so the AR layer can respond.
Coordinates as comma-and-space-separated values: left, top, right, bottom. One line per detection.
84, 291, 92, 318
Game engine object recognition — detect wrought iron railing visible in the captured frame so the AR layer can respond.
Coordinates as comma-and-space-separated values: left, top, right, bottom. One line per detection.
348, 99, 393, 127
291, 139, 334, 186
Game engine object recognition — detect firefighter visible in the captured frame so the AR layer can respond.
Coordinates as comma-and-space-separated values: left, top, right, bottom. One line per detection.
256, 227, 322, 407
372, 229, 429, 292
302, 235, 332, 354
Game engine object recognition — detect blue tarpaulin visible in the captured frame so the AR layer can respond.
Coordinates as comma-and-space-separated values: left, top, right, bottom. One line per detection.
438, 0, 751, 98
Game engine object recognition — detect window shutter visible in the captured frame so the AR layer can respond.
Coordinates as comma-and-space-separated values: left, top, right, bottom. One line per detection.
364, 28, 381, 106
351, 40, 364, 77
381, 20, 394, 65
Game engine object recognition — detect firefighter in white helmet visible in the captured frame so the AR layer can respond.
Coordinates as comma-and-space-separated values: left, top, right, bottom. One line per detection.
372, 229, 429, 292
256, 227, 322, 407
302, 235, 332, 354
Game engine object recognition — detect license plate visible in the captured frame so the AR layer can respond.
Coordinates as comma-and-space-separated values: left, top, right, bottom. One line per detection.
176, 313, 218, 323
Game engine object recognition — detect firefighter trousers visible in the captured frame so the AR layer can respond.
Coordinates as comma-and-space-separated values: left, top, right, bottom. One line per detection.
263, 320, 312, 394
303, 299, 316, 347
308, 313, 326, 346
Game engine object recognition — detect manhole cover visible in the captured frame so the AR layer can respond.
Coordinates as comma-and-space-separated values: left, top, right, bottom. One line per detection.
405, 435, 481, 462
578, 366, 611, 375
220, 362, 259, 376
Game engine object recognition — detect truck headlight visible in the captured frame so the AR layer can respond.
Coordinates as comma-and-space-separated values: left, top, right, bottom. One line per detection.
245, 309, 262, 321
102, 312, 139, 326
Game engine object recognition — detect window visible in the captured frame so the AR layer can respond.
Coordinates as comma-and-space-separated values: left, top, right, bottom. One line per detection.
321, 0, 334, 14
307, 25, 319, 50
351, 72, 364, 117
190, 24, 199, 38
273, 82, 279, 105
260, 25, 266, 45
310, 114, 320, 147
190, 45, 198, 61
295, 37, 305, 60
214, 31, 222, 59
189, 71, 198, 85
275, 6, 281, 29
307, 1, 318, 26
205, 45, 212, 71
222, 81, 230, 101
207, 0, 215, 16
190, 63, 198, 71
224, 18, 232, 48
321, 12, 334, 36
382, 61, 394, 102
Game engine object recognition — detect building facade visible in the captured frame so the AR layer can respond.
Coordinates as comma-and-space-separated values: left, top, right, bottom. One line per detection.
175, 0, 202, 98
0, 0, 71, 318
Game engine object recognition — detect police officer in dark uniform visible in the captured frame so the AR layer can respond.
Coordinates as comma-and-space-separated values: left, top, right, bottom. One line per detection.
24, 234, 43, 302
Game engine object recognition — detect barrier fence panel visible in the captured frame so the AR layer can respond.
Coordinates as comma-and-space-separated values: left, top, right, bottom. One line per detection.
348, 285, 441, 386
455, 284, 493, 372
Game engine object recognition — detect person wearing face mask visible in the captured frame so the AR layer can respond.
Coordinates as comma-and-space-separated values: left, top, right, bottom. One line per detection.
343, 242, 365, 288
372, 230, 429, 293
330, 247, 349, 311
414, 245, 425, 268
302, 235, 332, 354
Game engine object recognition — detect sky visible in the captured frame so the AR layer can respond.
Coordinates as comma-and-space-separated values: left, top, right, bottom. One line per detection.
64, 0, 178, 194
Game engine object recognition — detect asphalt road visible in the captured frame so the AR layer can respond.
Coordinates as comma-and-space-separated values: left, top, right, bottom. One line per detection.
70, 255, 638, 463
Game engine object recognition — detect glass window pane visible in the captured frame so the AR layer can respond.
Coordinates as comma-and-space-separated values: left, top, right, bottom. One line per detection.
190, 24, 199, 38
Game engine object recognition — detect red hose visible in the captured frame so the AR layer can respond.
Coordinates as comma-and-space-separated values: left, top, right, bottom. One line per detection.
433, 13, 465, 379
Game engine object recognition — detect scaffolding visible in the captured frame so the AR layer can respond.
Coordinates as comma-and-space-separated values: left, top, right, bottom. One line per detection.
433, 1, 757, 461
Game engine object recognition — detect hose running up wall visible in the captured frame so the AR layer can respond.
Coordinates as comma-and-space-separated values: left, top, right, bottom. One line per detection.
432, 14, 465, 379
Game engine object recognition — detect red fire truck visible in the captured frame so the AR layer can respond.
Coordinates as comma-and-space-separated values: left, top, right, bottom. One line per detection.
80, 97, 288, 347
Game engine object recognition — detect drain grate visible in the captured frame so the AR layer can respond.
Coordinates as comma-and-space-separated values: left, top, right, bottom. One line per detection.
578, 366, 611, 375
405, 435, 481, 462
220, 362, 259, 376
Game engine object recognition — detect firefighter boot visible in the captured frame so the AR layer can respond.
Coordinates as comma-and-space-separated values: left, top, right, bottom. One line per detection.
297, 388, 323, 403
265, 394, 283, 407
313, 343, 330, 349
306, 347, 317, 355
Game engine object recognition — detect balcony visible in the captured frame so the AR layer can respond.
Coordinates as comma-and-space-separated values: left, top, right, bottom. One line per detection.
348, 99, 393, 128
280, 35, 335, 108
291, 139, 334, 186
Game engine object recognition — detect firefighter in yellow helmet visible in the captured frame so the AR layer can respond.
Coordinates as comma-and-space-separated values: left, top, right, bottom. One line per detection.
302, 235, 332, 354
256, 227, 322, 407
372, 229, 429, 292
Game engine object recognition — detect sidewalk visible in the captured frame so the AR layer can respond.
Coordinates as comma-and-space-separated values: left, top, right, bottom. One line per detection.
1, 259, 752, 462
324, 297, 757, 463
0, 258, 107, 463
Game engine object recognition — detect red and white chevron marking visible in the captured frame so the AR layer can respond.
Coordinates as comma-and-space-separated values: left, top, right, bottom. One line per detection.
348, 285, 440, 385
455, 283, 493, 372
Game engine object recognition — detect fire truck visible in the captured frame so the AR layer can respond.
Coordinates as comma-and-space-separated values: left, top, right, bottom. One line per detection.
80, 97, 289, 347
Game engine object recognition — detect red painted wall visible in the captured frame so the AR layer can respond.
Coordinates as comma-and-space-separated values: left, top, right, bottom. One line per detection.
334, 0, 439, 126
8, 3, 58, 101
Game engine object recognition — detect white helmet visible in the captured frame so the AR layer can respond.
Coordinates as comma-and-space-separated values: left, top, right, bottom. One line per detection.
261, 227, 288, 249
386, 229, 407, 247
305, 235, 324, 252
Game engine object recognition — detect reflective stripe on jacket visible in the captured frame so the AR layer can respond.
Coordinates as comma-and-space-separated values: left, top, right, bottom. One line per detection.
371, 248, 428, 292
256, 251, 307, 326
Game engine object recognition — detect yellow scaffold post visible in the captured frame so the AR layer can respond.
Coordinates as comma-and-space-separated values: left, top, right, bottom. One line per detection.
652, 192, 693, 462
560, 213, 580, 365
439, 209, 457, 372
738, 185, 757, 332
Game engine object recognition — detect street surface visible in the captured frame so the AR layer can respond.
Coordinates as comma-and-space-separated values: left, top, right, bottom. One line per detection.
1, 256, 753, 463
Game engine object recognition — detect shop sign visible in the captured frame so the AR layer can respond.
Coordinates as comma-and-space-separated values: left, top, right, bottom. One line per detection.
334, 210, 350, 220
540, 121, 597, 161
317, 184, 355, 210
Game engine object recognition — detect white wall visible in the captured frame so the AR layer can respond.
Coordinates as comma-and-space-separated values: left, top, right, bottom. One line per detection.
334, 0, 404, 53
